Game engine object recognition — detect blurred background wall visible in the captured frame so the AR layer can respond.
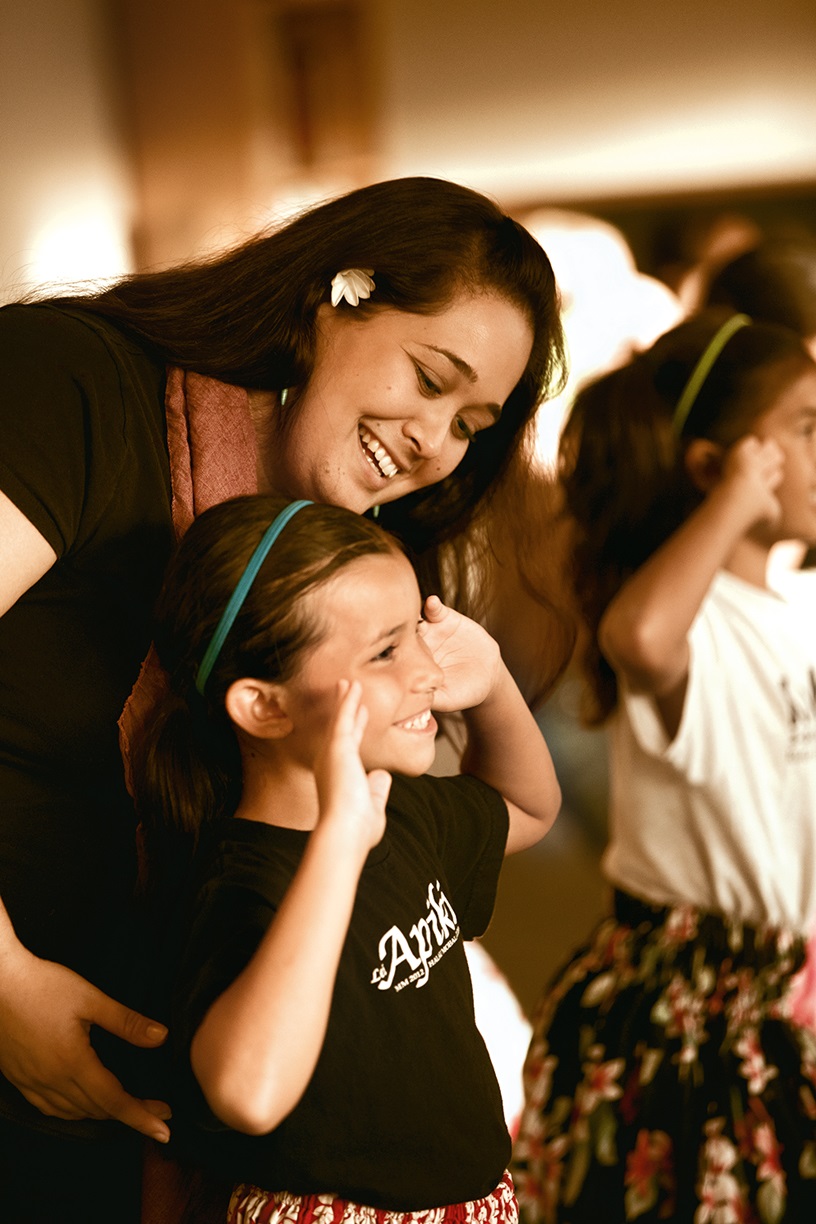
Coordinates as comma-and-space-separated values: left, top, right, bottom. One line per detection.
2, 0, 815, 296
1, 0, 814, 1013
0, 0, 134, 293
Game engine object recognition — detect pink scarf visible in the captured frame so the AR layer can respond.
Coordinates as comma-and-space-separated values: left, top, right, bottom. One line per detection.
118, 367, 258, 788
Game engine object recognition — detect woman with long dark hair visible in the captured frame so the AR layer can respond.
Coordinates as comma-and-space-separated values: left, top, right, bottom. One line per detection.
0, 176, 565, 1221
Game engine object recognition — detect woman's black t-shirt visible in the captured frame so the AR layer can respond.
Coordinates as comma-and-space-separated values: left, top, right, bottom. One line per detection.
0, 304, 172, 999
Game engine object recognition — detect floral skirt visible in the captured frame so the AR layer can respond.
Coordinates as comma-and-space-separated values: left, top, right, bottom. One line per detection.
510, 891, 816, 1223
227, 1171, 517, 1224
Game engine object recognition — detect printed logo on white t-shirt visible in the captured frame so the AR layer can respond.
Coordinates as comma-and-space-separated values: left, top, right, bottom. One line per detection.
370, 881, 460, 993
779, 668, 816, 763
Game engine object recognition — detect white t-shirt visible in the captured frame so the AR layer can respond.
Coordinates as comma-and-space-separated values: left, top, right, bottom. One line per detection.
603, 568, 816, 934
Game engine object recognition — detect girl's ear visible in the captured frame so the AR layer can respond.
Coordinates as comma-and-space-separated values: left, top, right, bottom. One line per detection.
225, 678, 293, 739
684, 438, 725, 494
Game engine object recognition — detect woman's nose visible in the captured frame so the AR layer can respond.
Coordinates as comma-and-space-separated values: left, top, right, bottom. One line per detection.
402, 410, 449, 459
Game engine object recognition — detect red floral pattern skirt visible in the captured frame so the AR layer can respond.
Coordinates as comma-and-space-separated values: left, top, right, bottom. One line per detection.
510, 891, 816, 1223
227, 1171, 517, 1224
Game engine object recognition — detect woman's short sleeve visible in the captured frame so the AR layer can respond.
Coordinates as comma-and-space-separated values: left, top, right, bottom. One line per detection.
0, 305, 137, 555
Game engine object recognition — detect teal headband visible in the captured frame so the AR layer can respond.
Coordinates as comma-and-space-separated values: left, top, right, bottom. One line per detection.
673, 313, 751, 435
195, 499, 313, 695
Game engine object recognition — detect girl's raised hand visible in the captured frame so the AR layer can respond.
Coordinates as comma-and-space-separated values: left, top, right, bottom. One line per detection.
421, 595, 502, 714
720, 434, 784, 527
313, 680, 390, 852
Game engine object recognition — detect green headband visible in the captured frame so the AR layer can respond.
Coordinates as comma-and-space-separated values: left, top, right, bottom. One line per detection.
195, 500, 313, 695
673, 314, 751, 435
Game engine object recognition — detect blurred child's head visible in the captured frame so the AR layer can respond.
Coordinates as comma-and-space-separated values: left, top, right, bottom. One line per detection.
559, 309, 816, 721
561, 309, 815, 555
706, 237, 816, 358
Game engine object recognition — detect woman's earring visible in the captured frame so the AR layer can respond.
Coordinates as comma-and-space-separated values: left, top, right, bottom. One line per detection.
280, 387, 290, 408
372, 505, 380, 519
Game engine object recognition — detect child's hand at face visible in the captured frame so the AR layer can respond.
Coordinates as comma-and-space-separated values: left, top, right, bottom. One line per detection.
420, 595, 502, 714
720, 434, 784, 527
313, 680, 390, 852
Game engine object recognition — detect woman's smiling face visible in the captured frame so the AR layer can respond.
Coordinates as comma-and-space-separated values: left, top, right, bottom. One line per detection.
268, 292, 534, 513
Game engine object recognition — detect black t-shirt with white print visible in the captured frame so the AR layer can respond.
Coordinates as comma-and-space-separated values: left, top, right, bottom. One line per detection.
171, 772, 511, 1211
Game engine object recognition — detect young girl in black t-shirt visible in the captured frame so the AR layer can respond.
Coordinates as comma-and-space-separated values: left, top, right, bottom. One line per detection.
133, 493, 561, 1224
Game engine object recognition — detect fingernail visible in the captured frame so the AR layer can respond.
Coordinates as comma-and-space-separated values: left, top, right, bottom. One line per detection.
147, 1023, 168, 1040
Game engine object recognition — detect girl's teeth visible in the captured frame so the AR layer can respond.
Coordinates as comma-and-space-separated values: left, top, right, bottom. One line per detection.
400, 710, 431, 730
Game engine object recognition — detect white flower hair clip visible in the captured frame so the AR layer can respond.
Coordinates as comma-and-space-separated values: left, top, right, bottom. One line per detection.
331, 268, 375, 308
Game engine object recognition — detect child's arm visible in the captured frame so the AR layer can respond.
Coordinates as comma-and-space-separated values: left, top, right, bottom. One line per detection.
190, 682, 390, 1136
422, 597, 560, 855
599, 435, 783, 715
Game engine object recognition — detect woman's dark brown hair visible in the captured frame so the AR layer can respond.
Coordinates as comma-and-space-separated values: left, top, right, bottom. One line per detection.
48, 177, 565, 623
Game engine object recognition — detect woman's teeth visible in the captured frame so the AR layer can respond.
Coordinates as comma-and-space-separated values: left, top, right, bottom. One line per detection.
360, 427, 399, 479
398, 710, 432, 731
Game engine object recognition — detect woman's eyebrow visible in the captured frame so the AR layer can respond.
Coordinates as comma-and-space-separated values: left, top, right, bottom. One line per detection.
419, 344, 502, 419
423, 345, 477, 383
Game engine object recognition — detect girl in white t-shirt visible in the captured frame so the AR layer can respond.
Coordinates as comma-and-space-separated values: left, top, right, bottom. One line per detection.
511, 310, 816, 1223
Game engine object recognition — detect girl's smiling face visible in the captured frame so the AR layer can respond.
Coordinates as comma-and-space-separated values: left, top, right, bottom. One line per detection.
267, 292, 534, 513
280, 552, 444, 777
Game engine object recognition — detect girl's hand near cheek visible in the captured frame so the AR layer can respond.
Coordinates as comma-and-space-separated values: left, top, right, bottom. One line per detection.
313, 680, 390, 853
421, 595, 502, 713
720, 434, 784, 528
